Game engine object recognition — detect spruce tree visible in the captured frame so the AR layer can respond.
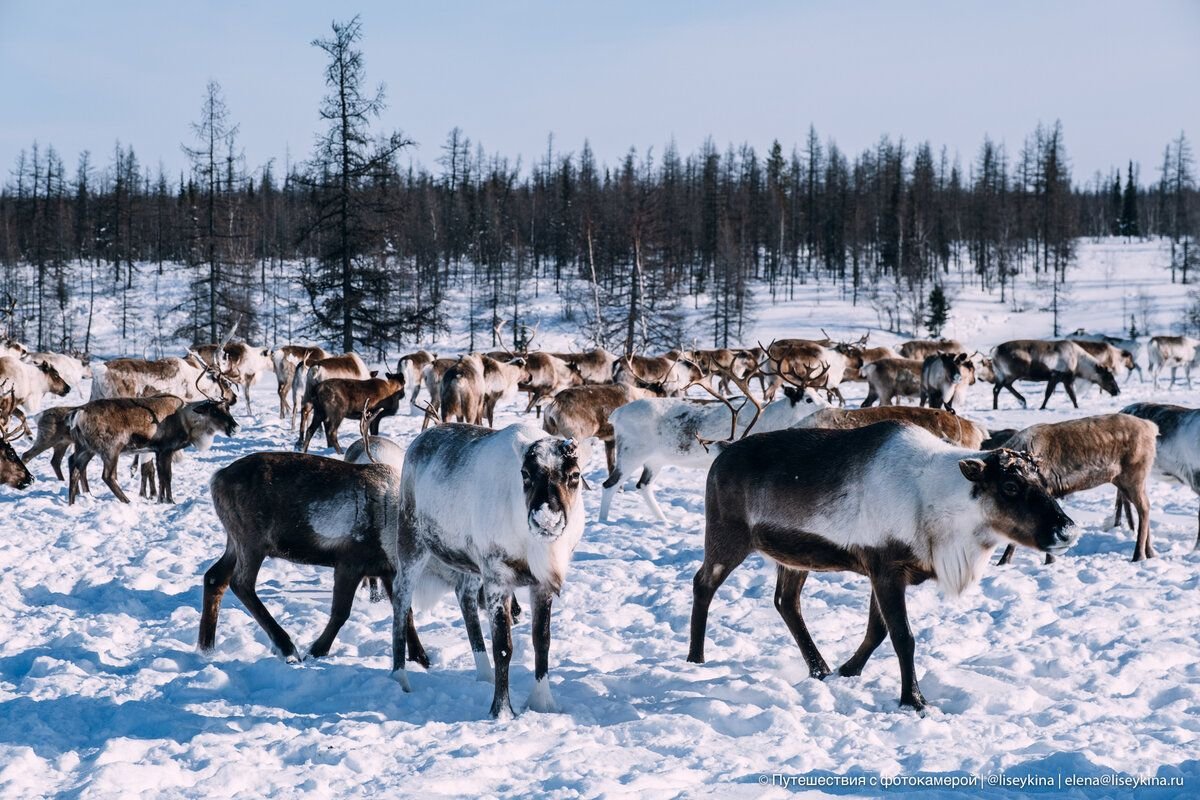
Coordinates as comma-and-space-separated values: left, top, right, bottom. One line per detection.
926, 284, 950, 336
1120, 161, 1140, 238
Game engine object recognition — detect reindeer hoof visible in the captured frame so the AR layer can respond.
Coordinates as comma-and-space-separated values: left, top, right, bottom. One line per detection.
524, 678, 560, 713
838, 663, 864, 678
391, 668, 412, 692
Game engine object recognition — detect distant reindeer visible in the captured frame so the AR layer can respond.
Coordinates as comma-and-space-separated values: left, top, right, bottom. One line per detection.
920, 351, 976, 412
1148, 336, 1200, 389
297, 373, 406, 454
272, 345, 328, 421
990, 340, 1119, 409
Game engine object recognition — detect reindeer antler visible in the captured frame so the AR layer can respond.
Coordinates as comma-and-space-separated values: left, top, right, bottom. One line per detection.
358, 400, 384, 463
415, 399, 441, 430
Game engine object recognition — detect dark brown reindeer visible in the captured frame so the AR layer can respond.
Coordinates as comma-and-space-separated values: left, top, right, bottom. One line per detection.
67, 393, 238, 504
988, 414, 1160, 563
688, 422, 1075, 710
297, 373, 406, 454
200, 450, 436, 666
297, 353, 371, 435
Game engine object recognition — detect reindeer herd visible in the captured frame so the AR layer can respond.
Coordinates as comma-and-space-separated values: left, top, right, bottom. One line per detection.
2, 322, 1199, 716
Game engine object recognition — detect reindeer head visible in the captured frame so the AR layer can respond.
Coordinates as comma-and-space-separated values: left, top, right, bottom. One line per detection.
0, 386, 32, 490
384, 372, 407, 398
36, 361, 71, 396
182, 400, 239, 452
959, 449, 1074, 554
1095, 365, 1121, 397
521, 438, 582, 539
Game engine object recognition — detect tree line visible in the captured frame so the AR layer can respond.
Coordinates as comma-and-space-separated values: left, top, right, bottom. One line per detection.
0, 17, 1196, 356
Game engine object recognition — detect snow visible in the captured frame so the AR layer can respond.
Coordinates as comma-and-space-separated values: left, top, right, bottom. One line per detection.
1, 238, 1198, 798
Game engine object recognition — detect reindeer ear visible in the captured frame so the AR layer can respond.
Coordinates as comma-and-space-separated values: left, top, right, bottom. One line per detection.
958, 458, 987, 483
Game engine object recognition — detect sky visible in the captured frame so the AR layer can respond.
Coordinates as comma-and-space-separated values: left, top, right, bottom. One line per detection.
1, 0, 1197, 185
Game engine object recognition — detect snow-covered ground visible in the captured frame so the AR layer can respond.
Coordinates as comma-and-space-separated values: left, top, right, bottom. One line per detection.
1, 239, 1198, 798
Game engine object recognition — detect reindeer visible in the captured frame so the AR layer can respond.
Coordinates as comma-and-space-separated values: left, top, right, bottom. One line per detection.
688, 423, 1074, 711
92, 355, 235, 405
897, 338, 966, 361
613, 352, 704, 397
550, 348, 618, 385
298, 373, 406, 454
0, 338, 29, 359
0, 387, 33, 490
481, 354, 530, 426
795, 405, 990, 449
600, 361, 828, 522
990, 340, 1119, 409
194, 342, 274, 414
396, 350, 436, 407
987, 414, 1159, 564
439, 355, 486, 425
200, 448, 436, 669
386, 423, 585, 717
21, 404, 79, 480
518, 352, 580, 416
272, 345, 328, 421
1148, 336, 1200, 389
834, 337, 897, 386
1069, 330, 1145, 383
0, 356, 70, 413
543, 383, 659, 472
920, 351, 976, 412
297, 353, 371, 435
1120, 402, 1200, 552
67, 394, 238, 504
1069, 339, 1136, 388
419, 357, 460, 427
24, 351, 90, 395
860, 358, 923, 407
760, 338, 851, 404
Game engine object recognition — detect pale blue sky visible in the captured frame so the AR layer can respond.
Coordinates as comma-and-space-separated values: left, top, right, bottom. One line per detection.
1, 0, 1197, 182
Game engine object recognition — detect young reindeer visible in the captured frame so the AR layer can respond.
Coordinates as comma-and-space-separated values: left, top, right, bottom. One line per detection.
688, 422, 1075, 710
988, 414, 1159, 564
387, 423, 585, 718
297, 372, 406, 454
68, 393, 238, 504
920, 351, 976, 412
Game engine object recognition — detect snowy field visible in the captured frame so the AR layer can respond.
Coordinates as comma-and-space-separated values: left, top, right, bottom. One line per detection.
1, 240, 1198, 798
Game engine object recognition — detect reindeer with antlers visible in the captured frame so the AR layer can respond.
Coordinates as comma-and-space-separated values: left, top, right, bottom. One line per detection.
598, 352, 829, 523
0, 381, 35, 490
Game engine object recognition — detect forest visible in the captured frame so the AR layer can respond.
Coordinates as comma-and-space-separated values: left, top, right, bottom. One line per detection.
0, 17, 1196, 358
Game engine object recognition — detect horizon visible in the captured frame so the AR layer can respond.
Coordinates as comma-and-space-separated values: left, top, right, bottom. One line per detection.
1, 1, 1198, 185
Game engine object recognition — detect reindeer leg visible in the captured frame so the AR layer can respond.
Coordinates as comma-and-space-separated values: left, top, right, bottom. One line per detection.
1038, 377, 1059, 410
1061, 377, 1080, 409
604, 440, 615, 474
869, 571, 924, 710
992, 382, 1001, 410
389, 551, 428, 691
485, 582, 516, 719
308, 564, 360, 658
839, 590, 888, 677
526, 584, 558, 712
599, 467, 622, 523
635, 468, 667, 522
101, 454, 131, 503
298, 411, 321, 453
773, 565, 831, 679
198, 550, 236, 652
997, 544, 1017, 565
228, 553, 298, 661
454, 575, 490, 680
687, 523, 751, 664
1132, 488, 1153, 561
49, 443, 68, 481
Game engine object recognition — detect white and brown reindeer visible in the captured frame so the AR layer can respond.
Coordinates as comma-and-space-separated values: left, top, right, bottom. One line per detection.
599, 362, 829, 523
986, 414, 1159, 564
272, 345, 328, 421
990, 339, 1120, 409
387, 423, 586, 718
759, 338, 851, 404
0, 355, 71, 413
612, 352, 704, 397
919, 351, 976, 412
687, 422, 1075, 710
91, 355, 236, 405
1147, 335, 1200, 389
194, 342, 274, 414
1120, 402, 1200, 552
24, 351, 91, 396
396, 350, 436, 409
67, 393, 238, 504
